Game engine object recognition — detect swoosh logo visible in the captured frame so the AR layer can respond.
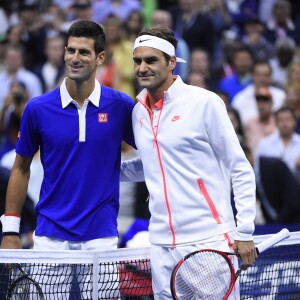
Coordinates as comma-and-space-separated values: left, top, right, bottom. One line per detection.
139, 39, 151, 43
172, 116, 181, 122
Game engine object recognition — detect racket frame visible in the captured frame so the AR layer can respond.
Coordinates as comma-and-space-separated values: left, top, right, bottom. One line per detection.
7, 263, 45, 300
170, 228, 290, 300
171, 248, 239, 300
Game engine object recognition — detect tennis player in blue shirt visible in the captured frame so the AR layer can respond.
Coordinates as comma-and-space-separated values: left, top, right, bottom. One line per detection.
0, 20, 135, 297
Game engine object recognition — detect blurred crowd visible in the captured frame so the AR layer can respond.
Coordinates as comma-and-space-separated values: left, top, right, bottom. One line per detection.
0, 0, 300, 248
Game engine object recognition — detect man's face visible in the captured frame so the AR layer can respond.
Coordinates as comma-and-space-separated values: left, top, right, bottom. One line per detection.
257, 97, 272, 119
233, 51, 253, 75
133, 46, 175, 92
276, 111, 296, 138
64, 36, 104, 82
46, 38, 64, 66
252, 64, 271, 87
6, 49, 23, 73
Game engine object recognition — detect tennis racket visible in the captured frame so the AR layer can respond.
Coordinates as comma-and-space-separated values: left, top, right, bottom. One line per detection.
7, 263, 44, 300
170, 228, 290, 300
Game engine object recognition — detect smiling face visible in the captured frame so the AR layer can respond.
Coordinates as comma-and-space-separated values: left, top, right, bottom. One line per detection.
64, 36, 105, 83
133, 46, 176, 96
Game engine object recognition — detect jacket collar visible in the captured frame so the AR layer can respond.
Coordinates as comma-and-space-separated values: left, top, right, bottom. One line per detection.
136, 75, 185, 105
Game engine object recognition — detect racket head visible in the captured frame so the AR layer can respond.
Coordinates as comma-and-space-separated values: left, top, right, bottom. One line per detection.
170, 249, 236, 300
7, 265, 45, 300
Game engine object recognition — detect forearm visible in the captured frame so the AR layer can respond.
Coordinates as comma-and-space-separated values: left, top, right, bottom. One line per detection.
5, 155, 32, 215
120, 157, 145, 182
5, 166, 30, 215
1, 157, 31, 249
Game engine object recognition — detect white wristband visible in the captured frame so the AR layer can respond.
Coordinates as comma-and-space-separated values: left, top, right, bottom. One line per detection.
0, 214, 21, 233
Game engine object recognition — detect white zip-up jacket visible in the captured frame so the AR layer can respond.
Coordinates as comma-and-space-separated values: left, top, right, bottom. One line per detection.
121, 76, 256, 247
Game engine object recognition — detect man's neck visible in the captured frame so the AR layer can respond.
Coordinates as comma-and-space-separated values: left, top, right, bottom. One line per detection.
66, 78, 95, 107
281, 134, 292, 147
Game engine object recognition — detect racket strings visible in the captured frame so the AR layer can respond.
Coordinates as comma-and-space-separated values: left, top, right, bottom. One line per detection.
9, 277, 42, 299
174, 251, 233, 300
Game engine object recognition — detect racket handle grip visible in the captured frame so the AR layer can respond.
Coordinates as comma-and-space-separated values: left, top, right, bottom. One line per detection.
256, 228, 290, 254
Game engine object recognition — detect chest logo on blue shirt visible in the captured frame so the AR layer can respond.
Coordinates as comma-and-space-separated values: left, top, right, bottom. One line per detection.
98, 113, 108, 123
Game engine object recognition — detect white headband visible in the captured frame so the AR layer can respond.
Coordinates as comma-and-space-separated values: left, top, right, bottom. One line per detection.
133, 35, 187, 63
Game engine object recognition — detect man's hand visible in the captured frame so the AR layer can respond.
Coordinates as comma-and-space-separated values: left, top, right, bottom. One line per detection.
233, 240, 257, 269
1, 235, 22, 249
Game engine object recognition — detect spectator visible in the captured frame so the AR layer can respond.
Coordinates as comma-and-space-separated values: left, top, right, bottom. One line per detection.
92, 0, 141, 24
33, 35, 65, 93
0, 44, 42, 110
226, 106, 245, 144
225, 0, 258, 28
124, 10, 144, 43
188, 47, 210, 86
199, 0, 232, 65
244, 86, 277, 154
15, 2, 48, 70
40, 3, 66, 37
287, 60, 300, 85
103, 15, 136, 99
0, 81, 29, 159
70, 0, 93, 21
6, 25, 23, 47
187, 71, 208, 89
232, 61, 285, 125
60, 0, 93, 33
269, 37, 296, 88
265, 0, 299, 45
284, 82, 300, 116
219, 44, 253, 102
255, 106, 300, 187
173, 0, 215, 55
284, 82, 300, 133
151, 9, 189, 81
241, 17, 275, 62
96, 49, 122, 90
210, 38, 240, 91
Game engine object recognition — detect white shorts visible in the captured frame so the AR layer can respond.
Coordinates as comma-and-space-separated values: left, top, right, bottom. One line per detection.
150, 234, 240, 300
32, 233, 119, 299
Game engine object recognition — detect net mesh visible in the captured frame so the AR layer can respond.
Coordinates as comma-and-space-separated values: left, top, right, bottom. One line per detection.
0, 232, 299, 299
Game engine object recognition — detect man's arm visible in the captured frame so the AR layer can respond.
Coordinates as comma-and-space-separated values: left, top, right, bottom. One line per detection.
120, 157, 145, 182
1, 154, 33, 249
207, 94, 257, 266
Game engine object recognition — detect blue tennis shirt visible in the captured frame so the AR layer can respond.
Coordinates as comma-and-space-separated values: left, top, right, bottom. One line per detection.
16, 79, 135, 241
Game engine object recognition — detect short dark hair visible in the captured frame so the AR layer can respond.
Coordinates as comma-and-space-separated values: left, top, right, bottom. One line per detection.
67, 20, 105, 54
137, 25, 178, 62
275, 106, 297, 121
252, 60, 272, 75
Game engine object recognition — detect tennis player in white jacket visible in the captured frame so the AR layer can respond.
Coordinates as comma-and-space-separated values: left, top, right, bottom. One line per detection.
121, 25, 257, 299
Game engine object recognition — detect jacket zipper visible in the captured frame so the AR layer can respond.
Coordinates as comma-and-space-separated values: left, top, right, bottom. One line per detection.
141, 97, 176, 247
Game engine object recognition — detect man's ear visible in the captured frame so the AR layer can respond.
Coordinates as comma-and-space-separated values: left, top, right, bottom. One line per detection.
170, 56, 177, 71
97, 51, 106, 66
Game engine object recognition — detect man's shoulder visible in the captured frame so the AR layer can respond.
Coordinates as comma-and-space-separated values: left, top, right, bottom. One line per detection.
269, 86, 286, 97
27, 87, 60, 108
259, 131, 278, 145
101, 86, 135, 108
232, 85, 254, 104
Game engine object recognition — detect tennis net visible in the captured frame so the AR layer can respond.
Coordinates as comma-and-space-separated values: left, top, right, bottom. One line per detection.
0, 231, 299, 299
